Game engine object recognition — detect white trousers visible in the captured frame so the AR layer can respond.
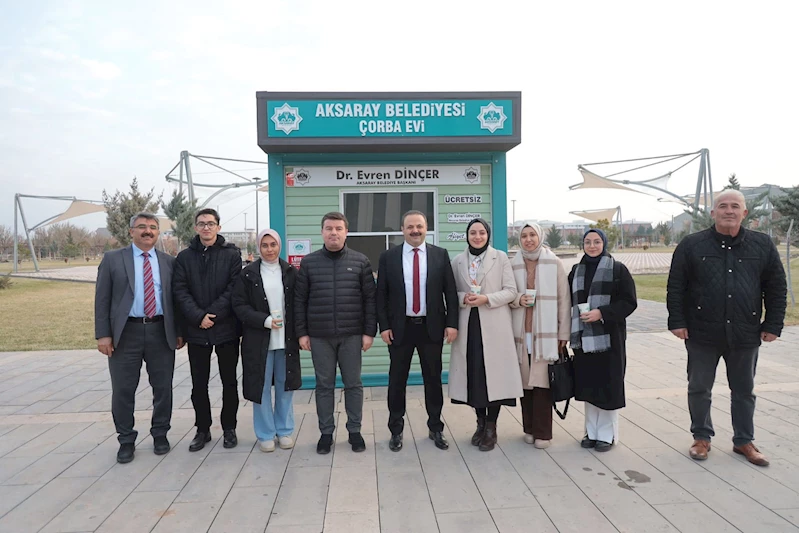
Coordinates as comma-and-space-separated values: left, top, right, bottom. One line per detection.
584, 403, 619, 444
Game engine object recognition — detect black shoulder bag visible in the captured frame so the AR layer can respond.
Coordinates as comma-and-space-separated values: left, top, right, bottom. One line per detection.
549, 345, 575, 420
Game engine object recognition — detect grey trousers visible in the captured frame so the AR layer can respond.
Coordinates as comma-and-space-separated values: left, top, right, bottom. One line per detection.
108, 321, 176, 444
311, 336, 363, 435
686, 339, 758, 446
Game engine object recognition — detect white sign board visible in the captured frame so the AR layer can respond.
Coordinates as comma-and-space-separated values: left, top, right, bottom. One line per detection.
286, 165, 481, 187
447, 213, 483, 223
443, 194, 483, 204
287, 239, 311, 256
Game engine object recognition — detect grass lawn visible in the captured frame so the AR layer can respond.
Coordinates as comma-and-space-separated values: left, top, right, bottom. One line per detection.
634, 258, 799, 326
0, 259, 101, 274
0, 278, 96, 351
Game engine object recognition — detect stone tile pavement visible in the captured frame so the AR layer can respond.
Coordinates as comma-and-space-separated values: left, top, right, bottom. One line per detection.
3, 311, 799, 531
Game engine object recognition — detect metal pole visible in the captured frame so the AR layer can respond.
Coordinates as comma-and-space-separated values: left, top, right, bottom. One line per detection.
179, 156, 184, 197
17, 198, 39, 272
254, 177, 261, 234
13, 195, 19, 273
788, 219, 795, 308
511, 199, 516, 246
618, 207, 624, 250
182, 151, 195, 204
704, 149, 713, 203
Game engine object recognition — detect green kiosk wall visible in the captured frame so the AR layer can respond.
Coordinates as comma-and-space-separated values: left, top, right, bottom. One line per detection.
256, 92, 522, 389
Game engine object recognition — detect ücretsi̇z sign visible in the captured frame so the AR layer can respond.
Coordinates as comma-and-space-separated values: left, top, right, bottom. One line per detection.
268, 99, 512, 138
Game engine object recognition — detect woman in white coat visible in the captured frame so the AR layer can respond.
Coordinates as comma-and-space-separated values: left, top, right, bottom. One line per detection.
509, 223, 571, 449
449, 218, 522, 451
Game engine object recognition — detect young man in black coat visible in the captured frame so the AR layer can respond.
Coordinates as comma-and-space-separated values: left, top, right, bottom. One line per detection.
668, 189, 786, 466
174, 208, 243, 451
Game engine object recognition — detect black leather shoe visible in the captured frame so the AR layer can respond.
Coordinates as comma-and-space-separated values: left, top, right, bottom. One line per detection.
317, 434, 333, 455
189, 431, 211, 452
223, 429, 238, 449
389, 433, 403, 452
153, 436, 170, 455
595, 441, 613, 452
117, 443, 135, 463
429, 431, 449, 450
581, 436, 597, 449
349, 432, 366, 453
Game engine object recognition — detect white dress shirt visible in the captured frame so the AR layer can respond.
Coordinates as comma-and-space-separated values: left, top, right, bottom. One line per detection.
402, 241, 428, 317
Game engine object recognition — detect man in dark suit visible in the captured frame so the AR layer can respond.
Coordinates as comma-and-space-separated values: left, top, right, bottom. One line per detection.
95, 212, 184, 464
377, 210, 458, 452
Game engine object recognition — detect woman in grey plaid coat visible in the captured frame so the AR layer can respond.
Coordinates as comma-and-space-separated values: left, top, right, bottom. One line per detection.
568, 229, 637, 452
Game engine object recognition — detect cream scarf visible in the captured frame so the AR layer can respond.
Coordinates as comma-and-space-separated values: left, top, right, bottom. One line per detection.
512, 246, 560, 361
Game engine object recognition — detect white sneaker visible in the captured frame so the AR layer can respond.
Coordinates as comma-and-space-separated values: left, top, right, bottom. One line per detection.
278, 436, 294, 449
259, 439, 276, 453
534, 439, 551, 449
524, 434, 534, 444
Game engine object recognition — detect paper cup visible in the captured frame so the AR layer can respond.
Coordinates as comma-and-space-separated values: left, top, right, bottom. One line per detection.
525, 289, 537, 307
577, 303, 590, 314
470, 285, 482, 295
271, 310, 283, 325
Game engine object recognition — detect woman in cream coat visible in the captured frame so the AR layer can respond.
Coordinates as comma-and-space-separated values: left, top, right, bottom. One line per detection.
449, 218, 523, 451
509, 223, 571, 449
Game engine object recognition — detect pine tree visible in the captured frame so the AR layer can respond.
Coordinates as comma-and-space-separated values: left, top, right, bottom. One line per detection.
101, 177, 162, 246
773, 185, 799, 243
724, 173, 741, 190
162, 191, 197, 247
546, 225, 562, 249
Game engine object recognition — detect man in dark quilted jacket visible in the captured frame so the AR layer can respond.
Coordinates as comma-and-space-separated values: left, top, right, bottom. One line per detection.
295, 212, 377, 455
667, 189, 786, 467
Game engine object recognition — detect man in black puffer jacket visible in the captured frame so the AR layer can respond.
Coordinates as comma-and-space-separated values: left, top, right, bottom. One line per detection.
667, 190, 786, 467
295, 211, 377, 455
174, 208, 243, 451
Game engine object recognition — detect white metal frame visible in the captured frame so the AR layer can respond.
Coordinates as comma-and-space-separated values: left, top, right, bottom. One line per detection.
338, 188, 439, 247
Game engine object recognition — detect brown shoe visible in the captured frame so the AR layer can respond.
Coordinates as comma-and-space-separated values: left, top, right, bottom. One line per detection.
733, 443, 769, 466
689, 439, 711, 460
479, 421, 497, 451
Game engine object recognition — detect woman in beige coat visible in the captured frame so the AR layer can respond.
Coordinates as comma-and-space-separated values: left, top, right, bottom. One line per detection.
449, 218, 522, 451
509, 223, 571, 449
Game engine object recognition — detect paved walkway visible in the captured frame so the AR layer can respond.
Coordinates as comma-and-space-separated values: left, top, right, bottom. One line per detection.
10, 252, 675, 284
2, 322, 799, 532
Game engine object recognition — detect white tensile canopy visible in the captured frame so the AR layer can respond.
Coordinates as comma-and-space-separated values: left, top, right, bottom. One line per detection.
40, 200, 106, 228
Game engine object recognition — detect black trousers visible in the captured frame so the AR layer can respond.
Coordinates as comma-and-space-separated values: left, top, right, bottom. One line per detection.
188, 340, 240, 432
387, 319, 445, 435
108, 321, 175, 444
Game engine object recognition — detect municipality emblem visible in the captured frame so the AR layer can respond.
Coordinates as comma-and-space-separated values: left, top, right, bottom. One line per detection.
293, 168, 311, 186
463, 167, 480, 184
271, 103, 303, 135
477, 102, 507, 133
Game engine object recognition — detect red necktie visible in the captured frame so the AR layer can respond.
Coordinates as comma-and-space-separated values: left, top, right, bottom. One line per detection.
412, 248, 420, 314
143, 252, 156, 318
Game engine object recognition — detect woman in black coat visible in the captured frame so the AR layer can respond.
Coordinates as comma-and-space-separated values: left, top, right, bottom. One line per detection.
232, 229, 301, 453
569, 229, 637, 452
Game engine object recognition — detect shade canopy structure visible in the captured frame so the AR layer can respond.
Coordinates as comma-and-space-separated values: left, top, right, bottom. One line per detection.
164, 151, 270, 233
37, 200, 107, 229
570, 149, 713, 212
13, 195, 106, 272
570, 207, 621, 223
570, 206, 624, 247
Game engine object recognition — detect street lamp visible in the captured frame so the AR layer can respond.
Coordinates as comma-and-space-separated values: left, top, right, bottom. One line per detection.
254, 177, 261, 234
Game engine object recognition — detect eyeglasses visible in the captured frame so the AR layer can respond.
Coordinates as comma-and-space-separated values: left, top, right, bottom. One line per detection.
196, 222, 218, 229
133, 225, 159, 231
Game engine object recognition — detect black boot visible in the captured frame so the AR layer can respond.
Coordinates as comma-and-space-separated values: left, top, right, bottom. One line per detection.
189, 431, 211, 452
471, 417, 486, 447
479, 421, 497, 451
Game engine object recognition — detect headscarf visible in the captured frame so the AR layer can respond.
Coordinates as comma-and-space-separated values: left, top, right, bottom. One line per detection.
582, 228, 608, 265
257, 228, 282, 264
467, 218, 491, 256
519, 223, 544, 261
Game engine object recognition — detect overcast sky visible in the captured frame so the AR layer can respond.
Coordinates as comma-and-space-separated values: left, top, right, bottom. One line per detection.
2, 0, 798, 233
